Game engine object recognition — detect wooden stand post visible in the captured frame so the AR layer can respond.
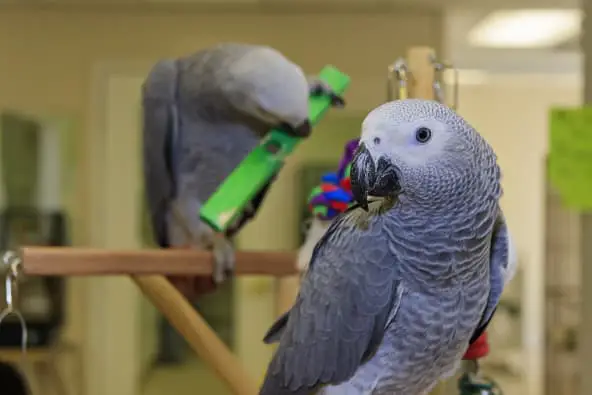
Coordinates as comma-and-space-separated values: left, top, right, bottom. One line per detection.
132, 276, 259, 395
406, 46, 436, 101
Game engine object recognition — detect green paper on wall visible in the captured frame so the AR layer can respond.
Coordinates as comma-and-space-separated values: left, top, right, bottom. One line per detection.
548, 106, 592, 210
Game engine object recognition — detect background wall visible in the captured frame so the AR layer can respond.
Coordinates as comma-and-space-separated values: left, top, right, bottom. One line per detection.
0, 6, 444, 395
0, 6, 442, 246
0, 5, 575, 395
455, 74, 581, 395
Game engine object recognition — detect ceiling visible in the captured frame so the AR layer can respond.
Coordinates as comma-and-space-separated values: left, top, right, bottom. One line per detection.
0, 0, 580, 9
444, 7, 581, 76
1, 0, 581, 76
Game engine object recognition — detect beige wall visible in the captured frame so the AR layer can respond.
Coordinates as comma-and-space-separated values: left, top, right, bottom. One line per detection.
0, 7, 564, 395
0, 5, 442, 245
0, 6, 444, 395
456, 75, 581, 395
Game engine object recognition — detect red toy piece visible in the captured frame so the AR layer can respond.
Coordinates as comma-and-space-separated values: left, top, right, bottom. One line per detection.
462, 332, 490, 360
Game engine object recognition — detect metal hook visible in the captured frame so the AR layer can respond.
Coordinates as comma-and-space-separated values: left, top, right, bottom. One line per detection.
430, 55, 459, 110
0, 251, 28, 359
387, 58, 410, 101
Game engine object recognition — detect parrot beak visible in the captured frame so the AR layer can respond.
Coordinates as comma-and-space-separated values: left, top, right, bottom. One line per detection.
351, 142, 401, 211
279, 120, 312, 138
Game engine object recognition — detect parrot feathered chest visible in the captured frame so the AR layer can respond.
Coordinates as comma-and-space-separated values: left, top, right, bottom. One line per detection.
328, 210, 496, 395
324, 172, 501, 394
259, 99, 509, 395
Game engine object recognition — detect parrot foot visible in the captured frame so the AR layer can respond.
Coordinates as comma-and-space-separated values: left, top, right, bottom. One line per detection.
210, 236, 235, 285
307, 77, 346, 107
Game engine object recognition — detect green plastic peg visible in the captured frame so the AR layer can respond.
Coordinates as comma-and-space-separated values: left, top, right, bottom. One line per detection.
200, 65, 351, 232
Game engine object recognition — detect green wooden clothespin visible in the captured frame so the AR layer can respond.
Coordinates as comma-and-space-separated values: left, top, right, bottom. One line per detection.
200, 65, 351, 233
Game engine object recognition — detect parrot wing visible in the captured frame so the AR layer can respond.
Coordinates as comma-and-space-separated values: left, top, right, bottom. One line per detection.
469, 208, 517, 343
142, 59, 181, 247
261, 205, 403, 393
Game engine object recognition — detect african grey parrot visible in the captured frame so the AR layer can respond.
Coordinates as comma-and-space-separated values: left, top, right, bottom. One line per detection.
260, 99, 516, 394
142, 43, 344, 296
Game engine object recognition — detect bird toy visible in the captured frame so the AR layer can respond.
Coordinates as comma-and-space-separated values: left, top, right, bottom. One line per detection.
306, 138, 502, 395
457, 334, 503, 395
306, 139, 358, 220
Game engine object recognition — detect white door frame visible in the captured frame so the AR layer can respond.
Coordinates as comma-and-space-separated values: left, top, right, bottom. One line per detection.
86, 60, 154, 395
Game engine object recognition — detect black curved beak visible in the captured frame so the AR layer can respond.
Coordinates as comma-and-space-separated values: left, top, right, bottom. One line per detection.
278, 120, 312, 138
350, 142, 400, 211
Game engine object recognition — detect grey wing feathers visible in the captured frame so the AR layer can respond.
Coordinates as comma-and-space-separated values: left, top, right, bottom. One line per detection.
263, 310, 289, 344
470, 209, 515, 343
260, 210, 402, 394
142, 59, 180, 247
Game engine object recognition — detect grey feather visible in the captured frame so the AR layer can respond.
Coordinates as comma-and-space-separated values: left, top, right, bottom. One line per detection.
263, 310, 289, 344
470, 209, 511, 342
142, 59, 179, 247
260, 205, 403, 394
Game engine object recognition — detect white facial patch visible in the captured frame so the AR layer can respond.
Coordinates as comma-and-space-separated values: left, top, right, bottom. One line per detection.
360, 114, 453, 168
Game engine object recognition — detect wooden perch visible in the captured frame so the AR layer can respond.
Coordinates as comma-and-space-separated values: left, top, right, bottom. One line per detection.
132, 275, 258, 395
20, 246, 298, 277
19, 247, 298, 394
18, 245, 294, 394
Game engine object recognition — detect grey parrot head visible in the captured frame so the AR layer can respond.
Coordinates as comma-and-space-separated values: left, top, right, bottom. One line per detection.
223, 46, 311, 137
351, 99, 499, 210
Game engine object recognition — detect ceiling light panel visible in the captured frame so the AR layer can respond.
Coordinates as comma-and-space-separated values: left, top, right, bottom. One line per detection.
468, 9, 582, 49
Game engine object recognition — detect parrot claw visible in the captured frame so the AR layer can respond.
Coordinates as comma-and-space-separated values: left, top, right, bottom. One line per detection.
211, 237, 235, 284
308, 78, 346, 108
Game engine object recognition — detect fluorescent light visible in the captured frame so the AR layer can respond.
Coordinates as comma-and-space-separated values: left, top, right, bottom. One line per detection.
468, 9, 581, 49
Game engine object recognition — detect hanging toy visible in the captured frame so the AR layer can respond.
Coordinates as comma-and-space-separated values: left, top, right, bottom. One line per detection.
306, 139, 359, 221
297, 139, 359, 273
459, 333, 503, 395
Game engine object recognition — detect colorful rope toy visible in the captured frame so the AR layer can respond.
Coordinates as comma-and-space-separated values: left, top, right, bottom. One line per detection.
307, 139, 359, 220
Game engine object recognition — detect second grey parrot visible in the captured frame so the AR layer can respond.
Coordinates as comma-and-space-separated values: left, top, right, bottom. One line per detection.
142, 43, 344, 296
260, 99, 514, 394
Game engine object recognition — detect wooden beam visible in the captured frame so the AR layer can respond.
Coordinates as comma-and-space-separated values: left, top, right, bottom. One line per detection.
406, 46, 436, 100
132, 275, 258, 395
20, 247, 297, 277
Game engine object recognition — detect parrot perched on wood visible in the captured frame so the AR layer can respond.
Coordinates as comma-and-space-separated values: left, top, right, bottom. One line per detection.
260, 99, 516, 395
142, 43, 345, 298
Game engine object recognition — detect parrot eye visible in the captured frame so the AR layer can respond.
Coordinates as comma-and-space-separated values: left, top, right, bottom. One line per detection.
415, 127, 432, 143
373, 137, 381, 145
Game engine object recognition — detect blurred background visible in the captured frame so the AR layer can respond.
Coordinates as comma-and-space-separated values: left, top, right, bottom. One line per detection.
0, 0, 587, 394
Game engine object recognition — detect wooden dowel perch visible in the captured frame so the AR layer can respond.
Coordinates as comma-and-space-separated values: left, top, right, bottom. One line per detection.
20, 246, 297, 276
132, 275, 258, 395
19, 245, 299, 395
